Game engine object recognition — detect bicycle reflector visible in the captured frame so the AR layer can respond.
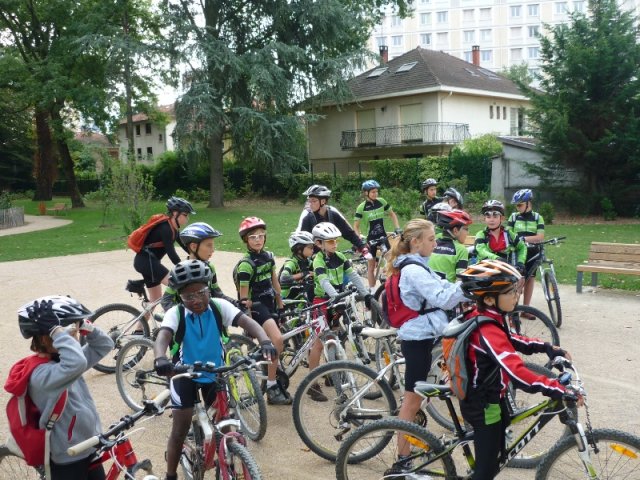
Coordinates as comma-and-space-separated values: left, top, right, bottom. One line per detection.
610, 444, 639, 459
404, 434, 431, 451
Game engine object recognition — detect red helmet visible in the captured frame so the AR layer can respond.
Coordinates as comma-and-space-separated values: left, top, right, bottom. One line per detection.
437, 209, 473, 229
238, 217, 267, 238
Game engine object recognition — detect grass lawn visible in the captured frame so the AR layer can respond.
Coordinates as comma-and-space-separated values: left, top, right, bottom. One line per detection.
2, 198, 639, 291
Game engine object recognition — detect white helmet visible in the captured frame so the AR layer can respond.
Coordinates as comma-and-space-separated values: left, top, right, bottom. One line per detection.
312, 222, 341, 241
288, 231, 315, 249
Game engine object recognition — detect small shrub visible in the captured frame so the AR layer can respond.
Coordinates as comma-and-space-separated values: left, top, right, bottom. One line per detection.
539, 202, 555, 225
464, 190, 490, 215
600, 197, 617, 221
0, 191, 12, 209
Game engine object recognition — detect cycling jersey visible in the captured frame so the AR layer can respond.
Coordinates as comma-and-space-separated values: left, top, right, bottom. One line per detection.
507, 211, 544, 240
429, 235, 469, 282
161, 261, 235, 311
279, 255, 312, 300
419, 197, 442, 219
312, 250, 353, 298
354, 197, 392, 238
236, 250, 277, 300
299, 206, 364, 249
475, 227, 526, 266
133, 220, 184, 288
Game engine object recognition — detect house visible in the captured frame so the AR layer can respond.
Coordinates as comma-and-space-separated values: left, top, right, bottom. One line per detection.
117, 104, 176, 164
307, 46, 530, 173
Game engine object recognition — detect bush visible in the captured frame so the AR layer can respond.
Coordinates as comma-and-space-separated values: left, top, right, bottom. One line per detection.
0, 191, 12, 209
462, 190, 489, 215
174, 187, 209, 204
539, 202, 555, 225
600, 197, 617, 221
557, 188, 593, 215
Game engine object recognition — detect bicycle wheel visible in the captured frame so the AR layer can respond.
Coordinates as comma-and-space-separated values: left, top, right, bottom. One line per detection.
293, 360, 398, 462
89, 303, 148, 374
374, 337, 402, 390
226, 353, 268, 442
219, 440, 262, 480
507, 362, 576, 469
335, 417, 456, 479
225, 334, 257, 355
116, 337, 168, 411
180, 423, 206, 480
0, 446, 44, 479
536, 428, 640, 479
508, 305, 560, 366
542, 270, 563, 328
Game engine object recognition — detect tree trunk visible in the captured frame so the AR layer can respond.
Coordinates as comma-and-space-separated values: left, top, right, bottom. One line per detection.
208, 130, 225, 208
50, 107, 85, 208
123, 2, 135, 160
32, 108, 55, 201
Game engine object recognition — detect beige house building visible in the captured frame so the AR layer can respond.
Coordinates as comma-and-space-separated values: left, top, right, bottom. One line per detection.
117, 104, 176, 164
308, 47, 530, 173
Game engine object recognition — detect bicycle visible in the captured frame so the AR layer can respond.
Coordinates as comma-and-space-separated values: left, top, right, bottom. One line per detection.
335, 357, 640, 479
343, 232, 398, 288
526, 236, 566, 328
88, 279, 164, 373
507, 304, 560, 367
0, 390, 171, 479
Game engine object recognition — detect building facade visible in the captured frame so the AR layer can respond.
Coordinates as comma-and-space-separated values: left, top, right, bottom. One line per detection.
117, 105, 176, 165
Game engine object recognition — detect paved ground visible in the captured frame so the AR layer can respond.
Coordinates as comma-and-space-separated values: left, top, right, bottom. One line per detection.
0, 216, 639, 479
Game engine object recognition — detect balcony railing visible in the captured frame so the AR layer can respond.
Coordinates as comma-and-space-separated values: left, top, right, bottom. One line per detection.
340, 122, 471, 150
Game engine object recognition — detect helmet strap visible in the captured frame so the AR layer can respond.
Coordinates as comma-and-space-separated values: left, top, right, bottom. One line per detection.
193, 244, 206, 262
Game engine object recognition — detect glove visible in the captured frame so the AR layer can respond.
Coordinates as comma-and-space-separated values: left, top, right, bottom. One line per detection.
27, 300, 61, 335
545, 344, 567, 360
364, 294, 373, 309
260, 341, 278, 361
154, 356, 173, 376
78, 319, 95, 336
516, 262, 526, 275
394, 228, 403, 235
361, 247, 373, 261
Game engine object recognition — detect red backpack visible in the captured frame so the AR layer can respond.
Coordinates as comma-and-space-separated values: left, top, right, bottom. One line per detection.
127, 214, 176, 253
4, 355, 67, 468
383, 259, 439, 328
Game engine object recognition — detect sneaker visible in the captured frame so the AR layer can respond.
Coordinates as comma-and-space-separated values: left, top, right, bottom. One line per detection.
307, 383, 328, 402
383, 456, 413, 479
266, 384, 292, 405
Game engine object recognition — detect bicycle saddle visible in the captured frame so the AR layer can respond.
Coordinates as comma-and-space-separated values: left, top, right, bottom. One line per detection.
414, 381, 453, 399
126, 279, 146, 295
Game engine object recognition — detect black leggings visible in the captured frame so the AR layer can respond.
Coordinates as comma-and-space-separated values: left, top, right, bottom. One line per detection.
400, 338, 436, 392
51, 456, 106, 480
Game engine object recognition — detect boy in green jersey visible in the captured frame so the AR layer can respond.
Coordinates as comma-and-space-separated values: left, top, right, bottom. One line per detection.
429, 209, 473, 282
279, 231, 315, 302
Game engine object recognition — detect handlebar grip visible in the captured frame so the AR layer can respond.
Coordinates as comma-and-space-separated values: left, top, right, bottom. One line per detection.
153, 388, 171, 407
67, 435, 100, 456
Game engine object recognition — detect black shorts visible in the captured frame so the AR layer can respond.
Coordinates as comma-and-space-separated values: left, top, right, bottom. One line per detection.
170, 377, 219, 410
400, 338, 436, 393
133, 251, 169, 288
51, 456, 106, 480
524, 246, 541, 278
250, 295, 277, 326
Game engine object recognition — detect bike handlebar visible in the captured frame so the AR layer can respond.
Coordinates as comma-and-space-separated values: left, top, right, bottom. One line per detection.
527, 236, 567, 247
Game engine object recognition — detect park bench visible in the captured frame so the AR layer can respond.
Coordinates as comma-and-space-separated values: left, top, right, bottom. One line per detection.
46, 203, 67, 216
576, 242, 640, 293
464, 235, 476, 247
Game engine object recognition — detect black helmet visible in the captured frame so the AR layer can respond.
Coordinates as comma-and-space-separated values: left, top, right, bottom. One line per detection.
303, 185, 332, 198
180, 222, 222, 245
427, 202, 452, 224
169, 260, 212, 292
443, 187, 464, 208
457, 260, 522, 300
421, 178, 438, 190
481, 200, 505, 216
18, 295, 93, 339
167, 196, 196, 214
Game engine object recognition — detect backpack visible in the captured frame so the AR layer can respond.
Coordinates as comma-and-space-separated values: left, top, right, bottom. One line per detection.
441, 315, 500, 399
232, 253, 274, 297
4, 355, 67, 471
170, 299, 228, 359
382, 259, 439, 328
127, 214, 176, 253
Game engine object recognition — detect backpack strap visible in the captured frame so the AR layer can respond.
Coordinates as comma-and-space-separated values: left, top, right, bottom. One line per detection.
171, 300, 227, 358
146, 216, 174, 249
44, 391, 68, 480
398, 259, 440, 315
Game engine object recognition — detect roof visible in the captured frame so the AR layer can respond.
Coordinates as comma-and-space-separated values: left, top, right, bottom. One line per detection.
118, 104, 175, 125
74, 131, 114, 147
346, 47, 525, 102
498, 136, 538, 150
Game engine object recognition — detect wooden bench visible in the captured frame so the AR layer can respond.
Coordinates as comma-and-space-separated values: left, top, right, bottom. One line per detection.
576, 242, 640, 293
46, 203, 67, 215
464, 235, 476, 247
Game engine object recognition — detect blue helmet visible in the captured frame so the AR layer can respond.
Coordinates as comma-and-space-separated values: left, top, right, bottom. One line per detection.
180, 222, 222, 245
361, 179, 381, 192
511, 189, 533, 204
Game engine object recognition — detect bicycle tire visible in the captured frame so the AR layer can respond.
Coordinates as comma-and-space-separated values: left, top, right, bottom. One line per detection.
226, 353, 268, 442
219, 440, 262, 480
509, 305, 560, 366
292, 360, 398, 462
507, 362, 576, 469
374, 337, 402, 391
115, 337, 168, 411
535, 428, 640, 479
373, 285, 388, 328
335, 417, 456, 479
89, 303, 147, 374
181, 423, 206, 480
542, 270, 563, 328
0, 446, 45, 479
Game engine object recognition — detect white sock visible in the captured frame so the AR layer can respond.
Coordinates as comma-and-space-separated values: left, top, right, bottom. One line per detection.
370, 286, 377, 294
266, 380, 277, 388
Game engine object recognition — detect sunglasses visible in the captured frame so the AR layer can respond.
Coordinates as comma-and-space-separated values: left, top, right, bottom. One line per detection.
323, 239, 339, 244
180, 286, 210, 303
247, 233, 266, 241
483, 211, 502, 218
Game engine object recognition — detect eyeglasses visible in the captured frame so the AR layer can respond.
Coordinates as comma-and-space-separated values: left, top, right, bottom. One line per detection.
323, 239, 338, 244
483, 211, 502, 218
247, 234, 266, 241
180, 286, 210, 303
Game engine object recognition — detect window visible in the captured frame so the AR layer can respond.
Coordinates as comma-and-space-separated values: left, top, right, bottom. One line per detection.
463, 30, 475, 43
463, 9, 475, 22
497, 107, 501, 119
528, 46, 540, 58
489, 105, 494, 119
146, 147, 153, 158
421, 0, 431, 4
479, 8, 491, 20
480, 29, 492, 42
420, 12, 431, 25
396, 61, 418, 73
511, 48, 523, 62
145, 123, 152, 135
368, 67, 388, 78
136, 148, 142, 158
376, 36, 387, 47
528, 4, 539, 16
158, 133, 163, 142
421, 33, 432, 46
503, 106, 507, 119
391, 15, 402, 27
528, 25, 539, 38
436, 11, 448, 23
510, 27, 522, 39
573, 1, 585, 12
392, 35, 403, 46
555, 2, 567, 14
464, 51, 473, 63
481, 49, 492, 63
135, 125, 141, 136
436, 32, 449, 45
510, 5, 522, 18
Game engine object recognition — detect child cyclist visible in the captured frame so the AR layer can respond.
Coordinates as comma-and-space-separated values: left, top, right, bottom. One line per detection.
508, 189, 545, 308
279, 231, 315, 303
133, 196, 194, 304
153, 260, 276, 480
442, 187, 464, 210
235, 217, 291, 405
353, 180, 401, 292
455, 259, 578, 479
418, 178, 441, 219
383, 219, 468, 477
475, 200, 527, 274
9, 296, 114, 480
161, 222, 237, 311
307, 222, 373, 402
429, 209, 473, 282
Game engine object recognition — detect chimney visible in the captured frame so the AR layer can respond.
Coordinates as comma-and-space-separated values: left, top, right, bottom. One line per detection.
380, 45, 389, 65
472, 45, 480, 66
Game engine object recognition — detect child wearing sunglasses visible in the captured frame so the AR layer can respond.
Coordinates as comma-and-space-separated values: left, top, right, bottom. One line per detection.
474, 200, 527, 274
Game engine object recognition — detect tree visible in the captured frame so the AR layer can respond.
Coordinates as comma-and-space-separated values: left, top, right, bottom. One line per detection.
500, 63, 534, 88
522, 0, 640, 213
163, 0, 412, 208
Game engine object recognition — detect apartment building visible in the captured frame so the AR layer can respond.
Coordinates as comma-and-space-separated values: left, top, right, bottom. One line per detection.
369, 0, 640, 76
117, 104, 176, 165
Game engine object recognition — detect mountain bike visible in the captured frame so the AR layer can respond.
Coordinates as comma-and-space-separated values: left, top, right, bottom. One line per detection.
507, 304, 560, 367
88, 278, 163, 373
526, 236, 566, 327
343, 232, 397, 288
335, 357, 640, 479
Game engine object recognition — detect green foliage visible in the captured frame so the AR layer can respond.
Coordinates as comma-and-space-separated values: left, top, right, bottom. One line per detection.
464, 190, 491, 215
449, 135, 501, 192
600, 197, 617, 221
368, 157, 448, 191
0, 191, 12, 209
539, 202, 555, 225
500, 63, 535, 88
557, 188, 594, 216
173, 187, 209, 204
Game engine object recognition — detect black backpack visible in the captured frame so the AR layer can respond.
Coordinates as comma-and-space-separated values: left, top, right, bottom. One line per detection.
169, 299, 228, 359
